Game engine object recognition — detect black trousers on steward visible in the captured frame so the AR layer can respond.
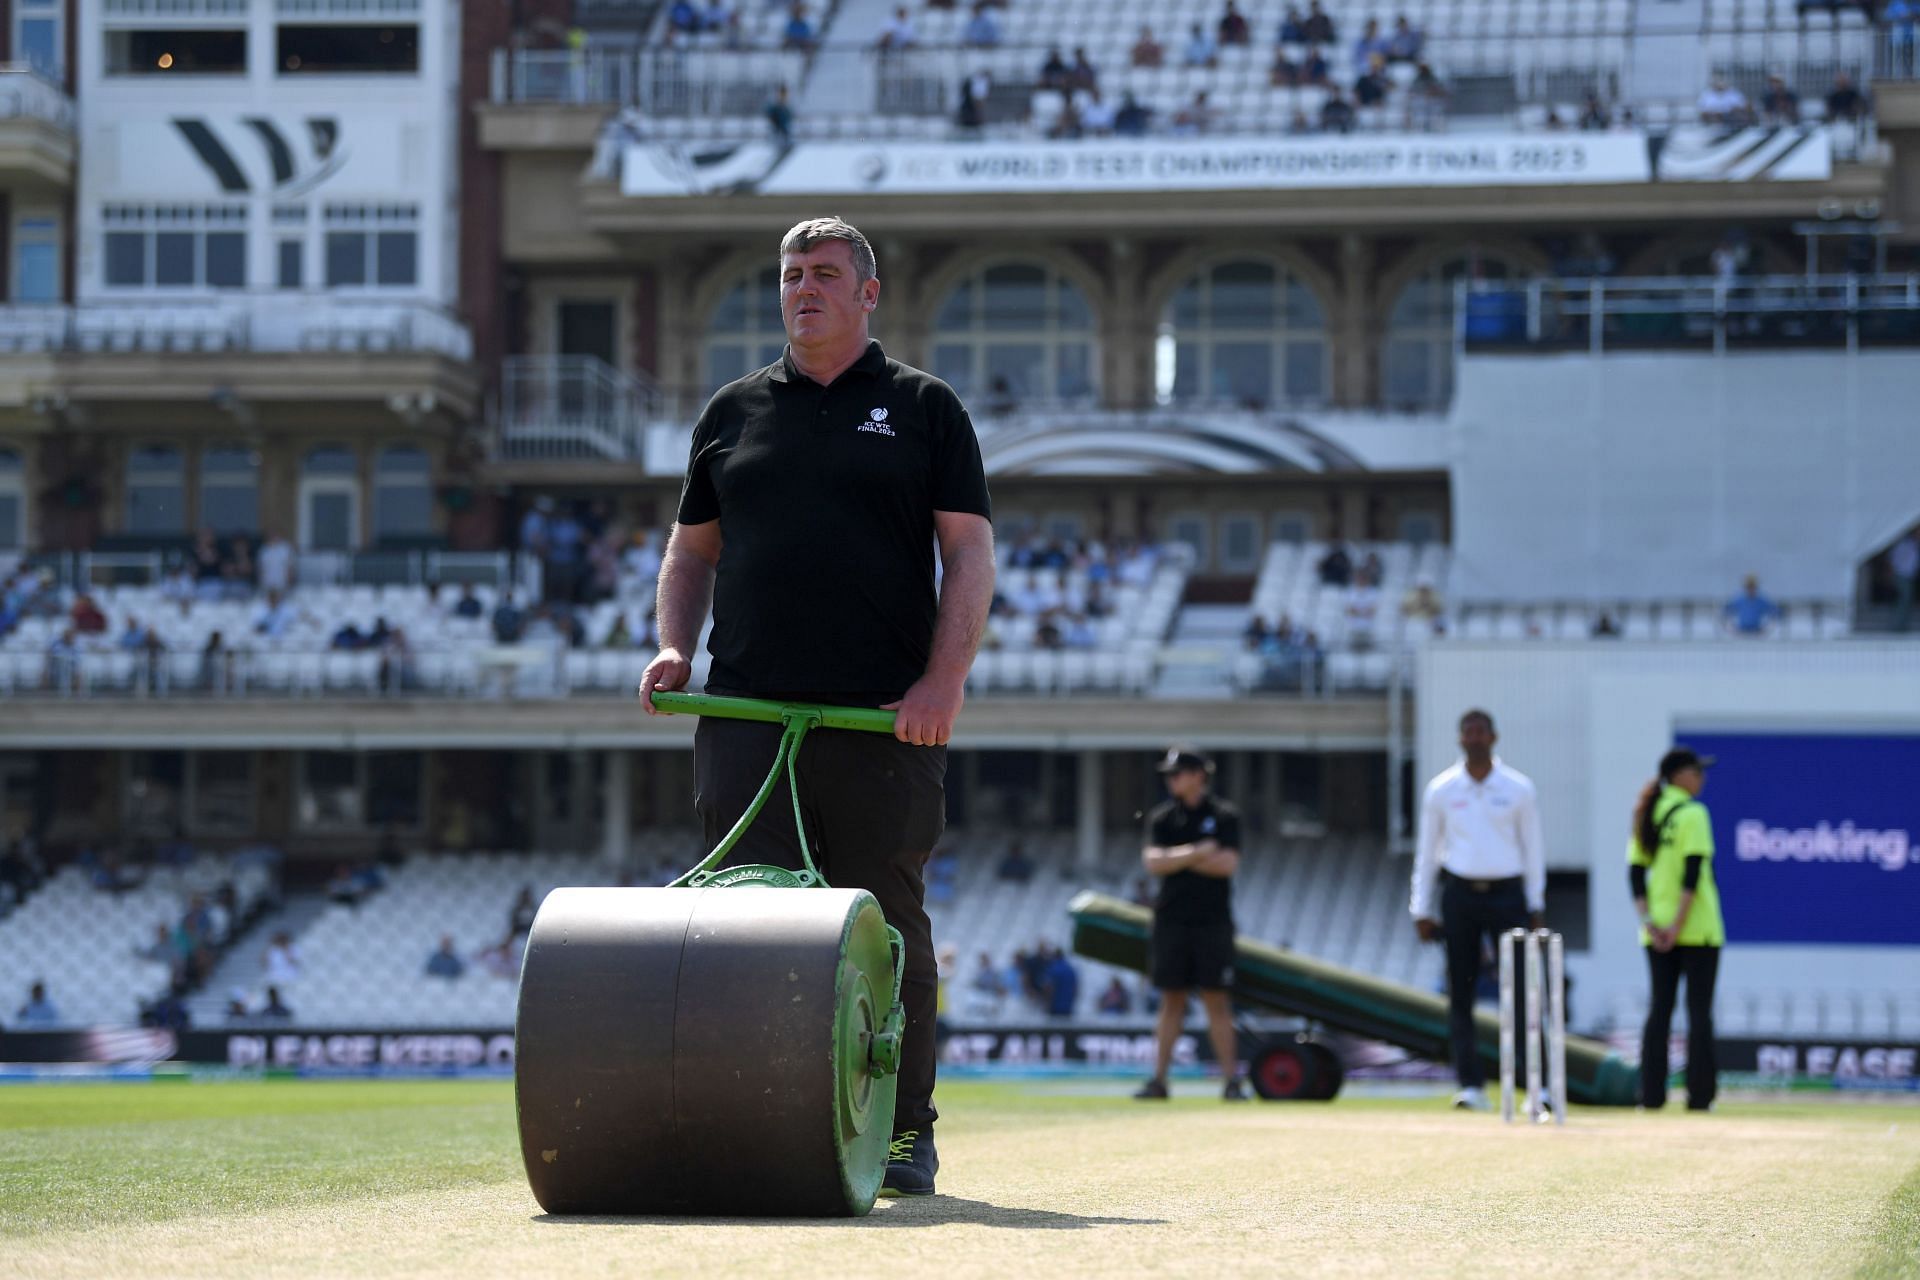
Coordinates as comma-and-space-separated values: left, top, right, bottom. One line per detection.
1640, 944, 1720, 1110
693, 715, 947, 1131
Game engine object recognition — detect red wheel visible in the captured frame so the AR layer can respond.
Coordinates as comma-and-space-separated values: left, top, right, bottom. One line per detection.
1302, 1040, 1345, 1100
1250, 1041, 1320, 1100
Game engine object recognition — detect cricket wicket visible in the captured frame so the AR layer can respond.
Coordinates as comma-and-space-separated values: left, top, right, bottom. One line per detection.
1498, 928, 1567, 1124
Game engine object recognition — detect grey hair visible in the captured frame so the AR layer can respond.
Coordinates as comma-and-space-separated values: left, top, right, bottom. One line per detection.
779, 217, 877, 285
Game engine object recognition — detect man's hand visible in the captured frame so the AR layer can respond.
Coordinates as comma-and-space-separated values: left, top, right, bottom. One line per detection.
1650, 926, 1677, 953
881, 673, 964, 746
1415, 917, 1440, 943
637, 647, 692, 714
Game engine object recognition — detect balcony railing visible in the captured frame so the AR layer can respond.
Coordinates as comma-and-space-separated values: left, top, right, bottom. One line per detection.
0, 299, 473, 359
497, 354, 664, 463
1455, 273, 1920, 355
491, 46, 805, 114
0, 66, 74, 128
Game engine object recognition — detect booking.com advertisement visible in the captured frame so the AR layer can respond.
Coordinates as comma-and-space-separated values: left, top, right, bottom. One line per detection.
1675, 732, 1919, 946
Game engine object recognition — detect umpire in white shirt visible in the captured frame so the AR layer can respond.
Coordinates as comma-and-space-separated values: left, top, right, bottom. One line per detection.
1410, 708, 1546, 1110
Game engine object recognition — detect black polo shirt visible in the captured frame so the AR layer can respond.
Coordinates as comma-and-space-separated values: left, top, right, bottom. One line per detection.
677, 340, 992, 704
1145, 795, 1242, 925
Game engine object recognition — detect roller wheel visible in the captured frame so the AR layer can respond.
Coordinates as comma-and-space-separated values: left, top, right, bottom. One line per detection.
1302, 1040, 1345, 1100
515, 886, 898, 1216
1249, 1039, 1320, 1100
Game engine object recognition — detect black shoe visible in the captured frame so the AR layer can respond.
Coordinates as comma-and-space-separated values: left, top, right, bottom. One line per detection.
880, 1127, 937, 1198
1222, 1077, 1249, 1102
1133, 1077, 1170, 1100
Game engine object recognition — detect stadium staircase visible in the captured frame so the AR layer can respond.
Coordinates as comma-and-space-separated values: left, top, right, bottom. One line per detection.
187, 892, 333, 1027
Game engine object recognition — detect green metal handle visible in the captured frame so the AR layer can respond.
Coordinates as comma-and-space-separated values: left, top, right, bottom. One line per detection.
652, 690, 901, 736
653, 692, 900, 890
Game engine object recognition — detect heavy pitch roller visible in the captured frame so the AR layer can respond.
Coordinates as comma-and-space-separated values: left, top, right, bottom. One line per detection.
515, 692, 908, 1217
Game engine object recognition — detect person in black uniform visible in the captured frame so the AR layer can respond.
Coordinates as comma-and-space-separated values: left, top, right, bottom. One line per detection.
640, 217, 995, 1198
1133, 745, 1248, 1101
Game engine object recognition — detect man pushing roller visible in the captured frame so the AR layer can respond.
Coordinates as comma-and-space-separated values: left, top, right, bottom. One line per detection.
640, 217, 995, 1198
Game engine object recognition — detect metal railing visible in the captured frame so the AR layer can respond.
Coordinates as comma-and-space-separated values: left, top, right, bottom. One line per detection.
24, 549, 532, 594
0, 66, 74, 128
1454, 273, 1920, 356
0, 299, 473, 359
497, 355, 664, 463
491, 46, 804, 114
1875, 25, 1920, 79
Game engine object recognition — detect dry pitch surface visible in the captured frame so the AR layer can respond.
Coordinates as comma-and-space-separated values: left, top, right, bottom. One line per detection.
2, 1079, 1916, 1279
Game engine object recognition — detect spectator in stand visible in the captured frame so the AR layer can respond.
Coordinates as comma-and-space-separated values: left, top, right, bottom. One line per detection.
1243, 615, 1270, 650
876, 5, 915, 50
1320, 88, 1351, 135
1279, 5, 1309, 43
71, 592, 106, 635
492, 593, 526, 644
1271, 45, 1301, 86
197, 630, 227, 692
1387, 14, 1424, 61
1761, 75, 1801, 125
668, 0, 700, 33
1173, 89, 1217, 135
704, 0, 738, 40
1068, 47, 1099, 95
190, 528, 225, 602
997, 840, 1035, 883
1097, 976, 1133, 1015
1184, 23, 1218, 68
955, 74, 986, 130
1318, 544, 1353, 586
964, 3, 1001, 48
1404, 576, 1446, 635
1825, 72, 1867, 123
1131, 26, 1165, 68
510, 885, 539, 937
1079, 89, 1117, 135
263, 931, 301, 985
766, 84, 795, 144
1114, 92, 1154, 136
223, 540, 254, 601
1724, 575, 1781, 636
426, 936, 466, 979
1043, 946, 1080, 1017
1355, 55, 1389, 112
224, 987, 253, 1020
622, 529, 663, 594
967, 951, 1008, 1013
378, 625, 416, 693
782, 3, 817, 51
452, 583, 484, 619
1889, 1, 1918, 75
1039, 46, 1070, 90
1219, 0, 1251, 45
16, 980, 59, 1026
1696, 77, 1753, 126
1304, 0, 1337, 43
1301, 45, 1331, 86
1592, 610, 1621, 638
41, 626, 73, 691
1407, 61, 1447, 130
143, 980, 192, 1031
261, 985, 294, 1019
1579, 88, 1612, 130
1352, 17, 1389, 72
1345, 568, 1381, 650
258, 529, 294, 596
252, 589, 299, 640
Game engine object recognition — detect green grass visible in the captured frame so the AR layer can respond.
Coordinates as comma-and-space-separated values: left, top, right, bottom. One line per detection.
1, 1079, 1915, 1280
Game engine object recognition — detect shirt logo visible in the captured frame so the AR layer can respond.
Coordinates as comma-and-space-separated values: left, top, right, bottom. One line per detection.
856, 406, 895, 437
1200, 816, 1216, 834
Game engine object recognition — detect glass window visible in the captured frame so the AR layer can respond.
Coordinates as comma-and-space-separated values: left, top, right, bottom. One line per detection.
15, 243, 55, 304
703, 266, 784, 392
301, 446, 358, 551
190, 753, 255, 835
278, 25, 419, 75
372, 446, 433, 542
17, 2, 61, 80
1382, 253, 1526, 410
204, 233, 245, 289
106, 29, 247, 75
298, 752, 361, 829
326, 232, 367, 287
278, 239, 303, 289
375, 231, 416, 286
365, 752, 423, 827
126, 445, 185, 535
200, 445, 260, 535
1157, 259, 1327, 409
930, 260, 1096, 403
304, 445, 357, 476
154, 232, 195, 287
105, 233, 147, 287
127, 751, 185, 838
0, 446, 22, 552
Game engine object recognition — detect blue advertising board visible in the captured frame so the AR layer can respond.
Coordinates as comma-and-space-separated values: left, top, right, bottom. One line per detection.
1674, 732, 1920, 946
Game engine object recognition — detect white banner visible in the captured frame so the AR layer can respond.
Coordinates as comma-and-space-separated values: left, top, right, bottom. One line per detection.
619, 128, 1831, 198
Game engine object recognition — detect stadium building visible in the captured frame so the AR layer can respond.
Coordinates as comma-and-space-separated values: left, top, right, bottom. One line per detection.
0, 0, 1917, 1086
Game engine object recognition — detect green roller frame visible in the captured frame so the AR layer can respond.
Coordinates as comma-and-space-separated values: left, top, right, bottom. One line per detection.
1069, 891, 1641, 1107
515, 691, 908, 1217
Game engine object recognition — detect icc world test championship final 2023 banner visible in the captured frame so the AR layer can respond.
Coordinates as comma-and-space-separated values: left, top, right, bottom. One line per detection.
1675, 731, 1920, 947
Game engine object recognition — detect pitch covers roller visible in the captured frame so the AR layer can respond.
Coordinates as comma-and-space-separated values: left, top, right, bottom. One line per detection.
515, 693, 907, 1216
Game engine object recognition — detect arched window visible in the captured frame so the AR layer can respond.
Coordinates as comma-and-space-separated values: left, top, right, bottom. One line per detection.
299, 445, 359, 551
372, 445, 433, 542
126, 444, 185, 535
0, 446, 23, 551
704, 265, 785, 393
1382, 252, 1529, 410
1156, 260, 1328, 409
199, 444, 260, 535
930, 262, 1095, 404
